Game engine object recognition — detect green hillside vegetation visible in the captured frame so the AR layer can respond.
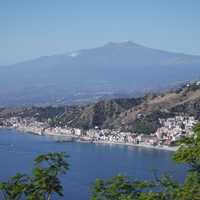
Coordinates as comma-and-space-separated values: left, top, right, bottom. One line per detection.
1, 83, 200, 134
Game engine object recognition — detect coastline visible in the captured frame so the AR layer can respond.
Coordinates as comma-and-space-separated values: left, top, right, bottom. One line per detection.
0, 126, 178, 152
92, 140, 178, 151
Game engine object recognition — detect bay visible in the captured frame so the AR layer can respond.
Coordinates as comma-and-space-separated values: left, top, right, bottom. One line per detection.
0, 128, 186, 200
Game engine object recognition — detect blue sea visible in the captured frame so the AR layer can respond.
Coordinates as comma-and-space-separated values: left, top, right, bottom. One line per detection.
0, 128, 186, 200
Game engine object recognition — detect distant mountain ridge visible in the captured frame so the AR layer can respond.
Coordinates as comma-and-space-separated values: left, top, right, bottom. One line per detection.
0, 41, 200, 106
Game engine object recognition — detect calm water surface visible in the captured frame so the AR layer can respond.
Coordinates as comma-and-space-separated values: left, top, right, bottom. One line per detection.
0, 128, 186, 200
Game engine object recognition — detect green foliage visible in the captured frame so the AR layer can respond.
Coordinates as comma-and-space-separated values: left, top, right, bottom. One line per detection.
90, 174, 183, 200
131, 119, 155, 134
0, 173, 29, 200
90, 175, 157, 200
130, 111, 175, 134
173, 122, 200, 172
170, 123, 200, 199
0, 152, 69, 200
26, 152, 69, 200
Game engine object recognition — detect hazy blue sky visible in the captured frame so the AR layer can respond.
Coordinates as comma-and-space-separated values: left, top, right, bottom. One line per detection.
1, 0, 200, 65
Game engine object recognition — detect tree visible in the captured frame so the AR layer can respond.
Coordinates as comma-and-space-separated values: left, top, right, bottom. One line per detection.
0, 173, 29, 200
173, 122, 200, 172
90, 175, 164, 200
0, 152, 69, 200
172, 122, 200, 200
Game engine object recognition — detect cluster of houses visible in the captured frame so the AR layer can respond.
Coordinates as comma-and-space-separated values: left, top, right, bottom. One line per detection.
0, 115, 198, 147
155, 116, 197, 145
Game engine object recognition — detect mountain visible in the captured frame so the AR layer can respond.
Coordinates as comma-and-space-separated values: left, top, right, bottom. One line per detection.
1, 82, 200, 134
1, 41, 200, 106
47, 82, 200, 133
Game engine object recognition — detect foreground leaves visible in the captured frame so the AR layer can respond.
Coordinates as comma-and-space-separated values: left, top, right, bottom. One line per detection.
0, 152, 69, 200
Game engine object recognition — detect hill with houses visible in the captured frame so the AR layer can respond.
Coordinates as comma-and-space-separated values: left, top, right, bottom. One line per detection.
1, 82, 200, 134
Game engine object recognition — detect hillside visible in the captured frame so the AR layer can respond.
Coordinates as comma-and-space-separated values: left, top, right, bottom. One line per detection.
1, 82, 200, 134
1, 41, 200, 106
